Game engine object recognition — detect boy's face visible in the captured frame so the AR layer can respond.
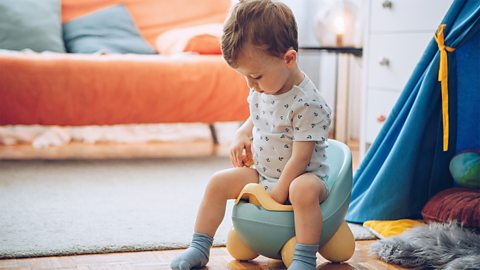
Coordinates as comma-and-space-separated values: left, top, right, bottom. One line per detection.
234, 44, 296, 95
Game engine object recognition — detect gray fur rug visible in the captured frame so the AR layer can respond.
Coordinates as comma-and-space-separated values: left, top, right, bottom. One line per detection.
370, 223, 480, 270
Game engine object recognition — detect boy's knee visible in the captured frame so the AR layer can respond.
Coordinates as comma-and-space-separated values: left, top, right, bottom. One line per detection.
289, 175, 320, 205
205, 172, 229, 197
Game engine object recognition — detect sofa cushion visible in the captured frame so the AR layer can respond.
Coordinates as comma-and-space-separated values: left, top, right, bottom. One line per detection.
155, 24, 223, 55
63, 4, 155, 54
61, 0, 231, 47
0, 0, 65, 52
421, 188, 480, 228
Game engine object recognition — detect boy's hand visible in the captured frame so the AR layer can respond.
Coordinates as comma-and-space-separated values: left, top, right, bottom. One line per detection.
270, 141, 316, 204
269, 186, 289, 205
229, 131, 253, 168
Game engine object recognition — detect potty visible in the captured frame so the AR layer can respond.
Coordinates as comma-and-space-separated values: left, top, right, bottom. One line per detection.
226, 139, 355, 267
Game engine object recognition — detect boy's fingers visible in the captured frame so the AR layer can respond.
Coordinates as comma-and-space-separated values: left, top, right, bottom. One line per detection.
230, 143, 251, 168
236, 148, 243, 167
245, 145, 252, 159
231, 146, 243, 167
230, 149, 238, 167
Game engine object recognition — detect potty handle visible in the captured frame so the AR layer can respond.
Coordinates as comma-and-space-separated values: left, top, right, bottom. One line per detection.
235, 183, 293, 211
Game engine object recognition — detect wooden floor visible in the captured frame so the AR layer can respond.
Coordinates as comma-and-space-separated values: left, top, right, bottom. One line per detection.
0, 241, 405, 270
0, 139, 402, 270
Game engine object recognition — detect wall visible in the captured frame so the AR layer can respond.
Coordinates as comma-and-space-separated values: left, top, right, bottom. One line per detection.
290, 0, 363, 140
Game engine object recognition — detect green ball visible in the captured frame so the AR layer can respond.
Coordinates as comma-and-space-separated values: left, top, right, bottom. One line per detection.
449, 152, 480, 189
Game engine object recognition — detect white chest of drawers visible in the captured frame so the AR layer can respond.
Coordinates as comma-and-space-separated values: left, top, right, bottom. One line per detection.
360, 0, 453, 157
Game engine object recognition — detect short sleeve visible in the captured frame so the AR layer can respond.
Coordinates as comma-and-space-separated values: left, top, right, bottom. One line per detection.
292, 100, 332, 141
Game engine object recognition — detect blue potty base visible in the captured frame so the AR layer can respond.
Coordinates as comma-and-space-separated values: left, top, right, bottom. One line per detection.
233, 202, 294, 259
231, 140, 353, 261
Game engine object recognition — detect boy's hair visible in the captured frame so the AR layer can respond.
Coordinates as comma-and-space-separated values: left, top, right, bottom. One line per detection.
221, 0, 298, 67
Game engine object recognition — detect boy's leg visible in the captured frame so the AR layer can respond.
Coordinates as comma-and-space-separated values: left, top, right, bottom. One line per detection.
194, 167, 259, 236
171, 167, 258, 270
287, 173, 327, 270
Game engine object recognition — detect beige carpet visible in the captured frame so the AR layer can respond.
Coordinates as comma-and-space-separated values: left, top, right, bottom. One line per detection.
0, 157, 236, 258
0, 157, 374, 259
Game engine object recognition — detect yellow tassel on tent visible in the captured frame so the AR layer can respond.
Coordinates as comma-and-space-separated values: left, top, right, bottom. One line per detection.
434, 24, 455, 152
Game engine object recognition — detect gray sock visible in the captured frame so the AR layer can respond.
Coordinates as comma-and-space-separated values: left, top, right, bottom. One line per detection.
287, 243, 319, 270
170, 233, 213, 270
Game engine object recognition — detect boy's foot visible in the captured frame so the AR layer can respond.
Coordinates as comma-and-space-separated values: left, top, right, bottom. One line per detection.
287, 243, 319, 270
170, 233, 213, 270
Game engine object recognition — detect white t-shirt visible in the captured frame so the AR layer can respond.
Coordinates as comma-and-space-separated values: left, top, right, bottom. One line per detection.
248, 74, 333, 190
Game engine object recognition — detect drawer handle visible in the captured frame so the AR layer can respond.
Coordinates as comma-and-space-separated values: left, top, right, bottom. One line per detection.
376, 114, 386, 123
382, 0, 393, 9
379, 57, 390, 66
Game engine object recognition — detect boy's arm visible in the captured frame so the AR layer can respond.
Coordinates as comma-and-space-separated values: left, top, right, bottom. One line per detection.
269, 141, 315, 204
231, 116, 254, 167
236, 116, 253, 137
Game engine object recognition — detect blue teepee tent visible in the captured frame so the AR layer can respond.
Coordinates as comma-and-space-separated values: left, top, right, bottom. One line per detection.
346, 0, 480, 223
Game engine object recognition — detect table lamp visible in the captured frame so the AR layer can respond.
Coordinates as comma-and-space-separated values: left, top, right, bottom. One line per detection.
314, 0, 361, 48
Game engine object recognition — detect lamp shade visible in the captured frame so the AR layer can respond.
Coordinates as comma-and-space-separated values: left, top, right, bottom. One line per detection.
314, 0, 361, 47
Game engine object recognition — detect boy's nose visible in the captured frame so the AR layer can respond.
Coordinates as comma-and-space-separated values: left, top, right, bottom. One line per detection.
246, 78, 256, 89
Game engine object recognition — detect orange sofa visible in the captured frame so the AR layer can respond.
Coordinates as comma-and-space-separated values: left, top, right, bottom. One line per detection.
0, 0, 249, 126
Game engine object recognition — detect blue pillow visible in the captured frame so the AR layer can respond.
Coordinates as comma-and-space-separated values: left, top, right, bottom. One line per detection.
0, 0, 65, 52
63, 4, 155, 54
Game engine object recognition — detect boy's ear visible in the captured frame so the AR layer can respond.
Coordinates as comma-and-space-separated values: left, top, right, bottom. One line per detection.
283, 49, 297, 66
